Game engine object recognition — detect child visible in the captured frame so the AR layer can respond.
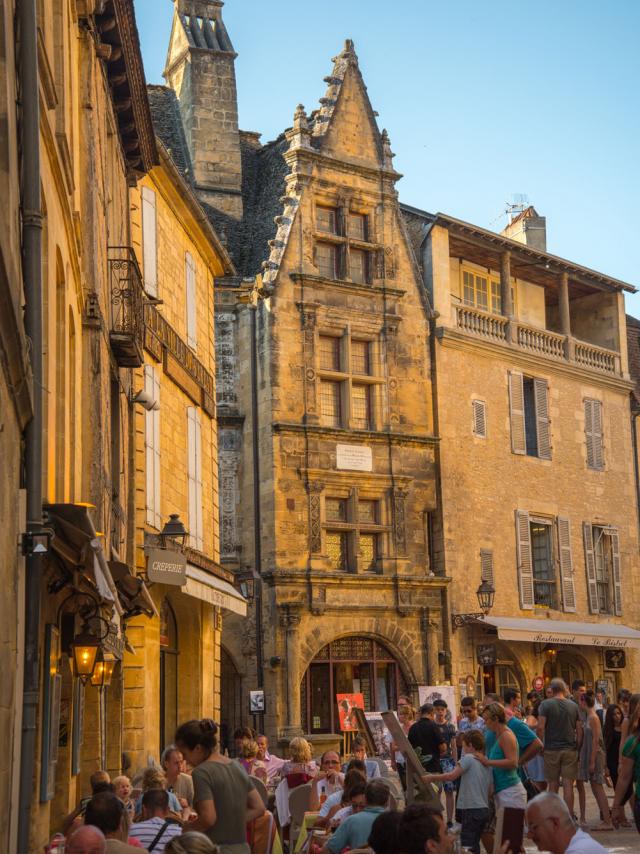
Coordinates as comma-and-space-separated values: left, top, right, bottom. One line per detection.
112, 775, 135, 820
422, 730, 491, 854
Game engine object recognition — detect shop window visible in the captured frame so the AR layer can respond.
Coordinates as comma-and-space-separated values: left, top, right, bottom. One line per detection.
160, 599, 178, 755
300, 636, 408, 734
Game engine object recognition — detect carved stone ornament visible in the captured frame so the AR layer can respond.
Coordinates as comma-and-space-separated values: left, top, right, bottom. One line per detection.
393, 487, 408, 556
308, 482, 325, 554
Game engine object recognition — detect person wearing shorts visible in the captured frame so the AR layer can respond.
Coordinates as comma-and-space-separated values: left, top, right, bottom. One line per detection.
433, 699, 457, 828
537, 678, 583, 816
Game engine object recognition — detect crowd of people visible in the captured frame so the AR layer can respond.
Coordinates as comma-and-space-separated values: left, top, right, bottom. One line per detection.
47, 680, 640, 854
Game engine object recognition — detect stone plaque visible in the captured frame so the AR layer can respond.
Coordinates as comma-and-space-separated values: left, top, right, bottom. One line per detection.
147, 548, 187, 586
336, 444, 372, 472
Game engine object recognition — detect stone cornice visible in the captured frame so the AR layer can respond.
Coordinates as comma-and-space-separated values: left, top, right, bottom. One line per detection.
299, 468, 414, 487
263, 568, 450, 588
284, 146, 402, 185
272, 421, 439, 446
436, 325, 634, 393
290, 272, 406, 299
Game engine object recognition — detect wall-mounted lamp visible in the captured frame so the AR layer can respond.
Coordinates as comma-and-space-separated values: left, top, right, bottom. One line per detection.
90, 655, 116, 688
160, 514, 188, 550
70, 625, 101, 684
452, 581, 496, 630
21, 528, 54, 556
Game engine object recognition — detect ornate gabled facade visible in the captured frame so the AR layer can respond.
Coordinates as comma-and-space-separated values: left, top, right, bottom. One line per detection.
162, 0, 447, 748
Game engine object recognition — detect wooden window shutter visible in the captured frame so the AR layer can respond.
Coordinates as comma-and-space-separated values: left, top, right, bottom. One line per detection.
152, 368, 161, 529
195, 409, 203, 552
186, 252, 197, 349
508, 371, 526, 454
609, 528, 623, 616
141, 186, 158, 297
144, 366, 155, 527
585, 399, 604, 470
583, 522, 599, 613
187, 407, 197, 549
472, 400, 487, 438
480, 549, 494, 585
534, 378, 551, 459
515, 509, 534, 609
557, 517, 577, 613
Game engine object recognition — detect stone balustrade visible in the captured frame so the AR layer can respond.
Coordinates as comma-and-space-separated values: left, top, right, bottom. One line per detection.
454, 302, 621, 376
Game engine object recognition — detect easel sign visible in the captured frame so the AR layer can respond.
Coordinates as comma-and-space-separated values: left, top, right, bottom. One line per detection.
381, 711, 441, 809
351, 706, 378, 758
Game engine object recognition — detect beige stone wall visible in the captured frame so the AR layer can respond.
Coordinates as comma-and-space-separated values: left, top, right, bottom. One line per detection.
433, 288, 640, 692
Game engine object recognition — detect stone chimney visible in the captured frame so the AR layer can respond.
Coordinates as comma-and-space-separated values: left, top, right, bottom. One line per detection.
164, 0, 243, 219
501, 206, 547, 252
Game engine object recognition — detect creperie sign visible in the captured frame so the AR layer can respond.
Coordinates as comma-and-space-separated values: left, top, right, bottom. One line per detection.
146, 548, 187, 586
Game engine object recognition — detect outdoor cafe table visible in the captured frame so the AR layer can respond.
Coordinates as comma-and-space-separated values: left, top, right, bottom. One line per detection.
293, 812, 321, 854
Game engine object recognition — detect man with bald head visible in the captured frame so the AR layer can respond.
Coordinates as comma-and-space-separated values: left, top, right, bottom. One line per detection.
526, 792, 606, 854
66, 826, 106, 854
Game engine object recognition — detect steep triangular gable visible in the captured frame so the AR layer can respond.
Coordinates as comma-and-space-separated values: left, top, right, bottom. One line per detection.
164, 9, 191, 76
312, 40, 383, 168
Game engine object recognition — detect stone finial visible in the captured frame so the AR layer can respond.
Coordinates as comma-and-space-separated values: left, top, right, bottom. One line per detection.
381, 129, 395, 169
332, 38, 359, 66
285, 104, 312, 150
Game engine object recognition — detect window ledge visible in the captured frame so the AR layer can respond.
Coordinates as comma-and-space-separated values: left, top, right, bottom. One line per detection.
290, 272, 406, 298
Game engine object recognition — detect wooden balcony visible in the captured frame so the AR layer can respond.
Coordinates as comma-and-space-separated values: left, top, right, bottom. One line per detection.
454, 304, 621, 376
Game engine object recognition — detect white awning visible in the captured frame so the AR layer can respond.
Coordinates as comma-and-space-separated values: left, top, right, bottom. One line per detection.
477, 616, 640, 649
184, 564, 247, 616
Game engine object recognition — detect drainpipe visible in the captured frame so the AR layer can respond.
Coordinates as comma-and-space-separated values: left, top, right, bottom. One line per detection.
250, 304, 264, 724
17, 0, 44, 851
631, 409, 640, 543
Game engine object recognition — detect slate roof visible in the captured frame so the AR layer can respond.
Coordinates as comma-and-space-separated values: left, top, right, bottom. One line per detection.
146, 85, 192, 177
627, 314, 640, 407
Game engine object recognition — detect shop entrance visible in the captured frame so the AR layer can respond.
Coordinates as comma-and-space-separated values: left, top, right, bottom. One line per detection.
481, 664, 521, 699
159, 598, 178, 754
300, 636, 409, 734
220, 647, 242, 754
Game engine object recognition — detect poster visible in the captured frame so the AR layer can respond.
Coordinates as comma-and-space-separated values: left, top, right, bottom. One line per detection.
336, 693, 364, 731
364, 712, 392, 761
418, 685, 457, 726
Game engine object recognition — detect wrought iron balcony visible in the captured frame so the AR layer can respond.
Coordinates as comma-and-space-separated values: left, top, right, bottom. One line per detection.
108, 246, 145, 367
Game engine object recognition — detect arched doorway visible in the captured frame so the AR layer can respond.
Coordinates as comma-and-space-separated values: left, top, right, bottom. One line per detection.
160, 599, 178, 753
478, 643, 526, 700
300, 636, 409, 734
220, 648, 242, 755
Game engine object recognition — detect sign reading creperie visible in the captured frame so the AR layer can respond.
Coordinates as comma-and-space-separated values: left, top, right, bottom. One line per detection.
146, 548, 187, 586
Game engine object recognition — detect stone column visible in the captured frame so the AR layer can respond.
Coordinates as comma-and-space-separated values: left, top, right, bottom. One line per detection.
421, 608, 441, 685
280, 607, 303, 737
559, 272, 574, 359
500, 250, 514, 343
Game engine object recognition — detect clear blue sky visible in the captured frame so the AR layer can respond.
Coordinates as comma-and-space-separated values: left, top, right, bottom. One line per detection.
135, 0, 640, 313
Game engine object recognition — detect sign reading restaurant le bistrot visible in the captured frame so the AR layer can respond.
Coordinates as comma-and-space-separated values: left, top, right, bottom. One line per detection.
146, 548, 188, 586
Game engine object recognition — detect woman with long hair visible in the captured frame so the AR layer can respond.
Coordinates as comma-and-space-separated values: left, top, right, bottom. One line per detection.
175, 719, 265, 854
604, 704, 633, 827
611, 698, 640, 833
280, 736, 317, 789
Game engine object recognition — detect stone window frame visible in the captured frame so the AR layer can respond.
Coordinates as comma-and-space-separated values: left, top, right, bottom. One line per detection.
313, 195, 380, 285
316, 325, 385, 431
322, 485, 392, 574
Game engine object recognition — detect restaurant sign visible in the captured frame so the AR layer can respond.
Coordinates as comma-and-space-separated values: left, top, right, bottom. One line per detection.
146, 548, 187, 586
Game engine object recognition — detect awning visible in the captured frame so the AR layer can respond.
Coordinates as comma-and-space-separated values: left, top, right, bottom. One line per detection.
108, 560, 158, 619
45, 503, 122, 615
184, 564, 247, 616
477, 616, 640, 649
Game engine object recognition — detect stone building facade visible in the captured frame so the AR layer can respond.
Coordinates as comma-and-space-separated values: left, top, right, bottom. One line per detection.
0, 1, 33, 849
162, 0, 447, 750
122, 113, 246, 769
15, 1, 157, 849
404, 205, 640, 698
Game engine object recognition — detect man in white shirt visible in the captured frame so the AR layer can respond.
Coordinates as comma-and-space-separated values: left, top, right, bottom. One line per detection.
127, 790, 181, 852
309, 750, 345, 810
526, 792, 608, 854
256, 734, 285, 782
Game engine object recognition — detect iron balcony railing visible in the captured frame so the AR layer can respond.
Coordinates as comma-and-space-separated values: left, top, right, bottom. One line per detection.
108, 246, 145, 368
